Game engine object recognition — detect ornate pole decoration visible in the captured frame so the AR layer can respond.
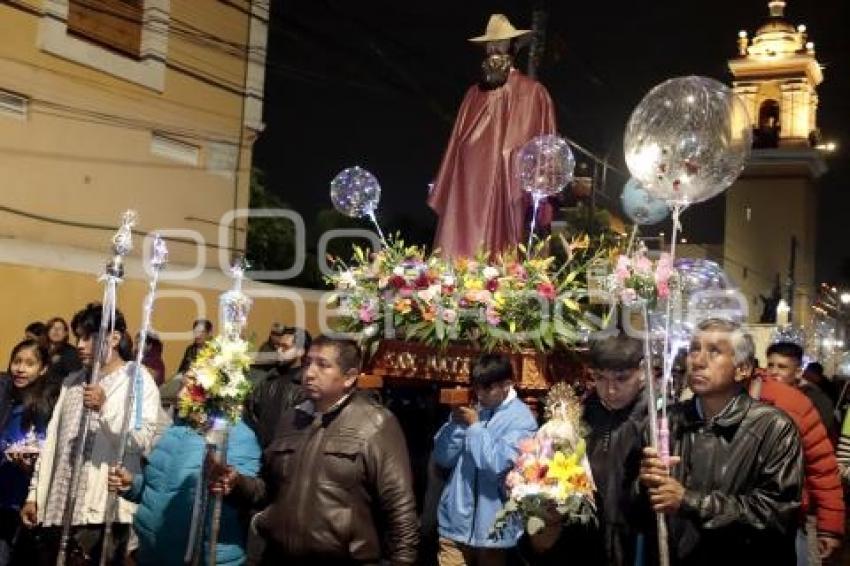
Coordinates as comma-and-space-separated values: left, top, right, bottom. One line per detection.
57, 210, 137, 566
99, 234, 168, 566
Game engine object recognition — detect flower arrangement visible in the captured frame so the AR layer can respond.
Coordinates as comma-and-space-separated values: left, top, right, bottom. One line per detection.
2, 430, 44, 456
325, 234, 610, 351
612, 245, 673, 308
492, 383, 596, 536
178, 336, 254, 431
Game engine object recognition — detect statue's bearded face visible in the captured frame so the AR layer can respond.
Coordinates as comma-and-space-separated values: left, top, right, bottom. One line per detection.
481, 52, 513, 88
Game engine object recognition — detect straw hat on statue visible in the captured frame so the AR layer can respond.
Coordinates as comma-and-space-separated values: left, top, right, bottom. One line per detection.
468, 14, 531, 43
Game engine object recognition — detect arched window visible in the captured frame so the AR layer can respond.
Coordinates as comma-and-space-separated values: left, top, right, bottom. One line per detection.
755, 99, 781, 148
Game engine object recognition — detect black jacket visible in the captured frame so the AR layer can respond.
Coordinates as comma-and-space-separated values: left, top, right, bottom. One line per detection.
656, 391, 803, 565
244, 365, 306, 448
583, 393, 648, 566
46, 343, 81, 389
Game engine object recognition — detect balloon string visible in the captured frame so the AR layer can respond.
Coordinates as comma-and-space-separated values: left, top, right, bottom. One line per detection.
626, 224, 639, 256
367, 210, 388, 249
660, 203, 682, 426
527, 195, 542, 254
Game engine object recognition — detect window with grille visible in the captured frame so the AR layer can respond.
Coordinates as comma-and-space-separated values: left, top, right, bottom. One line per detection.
67, 0, 143, 58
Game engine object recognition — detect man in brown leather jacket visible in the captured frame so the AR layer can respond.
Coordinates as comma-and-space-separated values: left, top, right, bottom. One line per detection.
215, 335, 419, 565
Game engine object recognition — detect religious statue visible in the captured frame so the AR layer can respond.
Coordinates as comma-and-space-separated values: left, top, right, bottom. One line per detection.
759, 274, 783, 323
427, 14, 557, 258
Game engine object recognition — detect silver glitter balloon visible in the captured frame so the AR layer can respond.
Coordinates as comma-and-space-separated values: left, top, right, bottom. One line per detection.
624, 76, 752, 207
516, 134, 576, 198
330, 166, 382, 218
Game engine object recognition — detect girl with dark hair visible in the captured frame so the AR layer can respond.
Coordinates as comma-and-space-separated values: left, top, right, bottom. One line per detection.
45, 317, 82, 387
20, 303, 159, 566
0, 339, 54, 566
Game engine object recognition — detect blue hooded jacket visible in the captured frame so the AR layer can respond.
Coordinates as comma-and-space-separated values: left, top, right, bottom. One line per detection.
433, 392, 538, 548
124, 420, 261, 566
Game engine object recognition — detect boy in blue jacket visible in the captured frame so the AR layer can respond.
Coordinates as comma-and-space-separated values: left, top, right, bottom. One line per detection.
108, 419, 260, 566
433, 354, 538, 565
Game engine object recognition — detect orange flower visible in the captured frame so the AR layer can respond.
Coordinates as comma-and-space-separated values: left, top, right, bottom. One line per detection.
422, 306, 437, 322
394, 297, 412, 315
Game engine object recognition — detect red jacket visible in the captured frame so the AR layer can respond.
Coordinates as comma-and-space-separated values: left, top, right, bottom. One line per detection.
752, 376, 845, 536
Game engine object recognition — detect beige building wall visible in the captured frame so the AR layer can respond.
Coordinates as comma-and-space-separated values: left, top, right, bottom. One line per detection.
0, 0, 267, 266
0, 1, 329, 365
724, 152, 822, 325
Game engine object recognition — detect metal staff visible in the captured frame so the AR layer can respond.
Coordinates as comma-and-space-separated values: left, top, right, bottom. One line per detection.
57, 210, 137, 566
208, 256, 251, 566
641, 304, 670, 566
99, 234, 168, 566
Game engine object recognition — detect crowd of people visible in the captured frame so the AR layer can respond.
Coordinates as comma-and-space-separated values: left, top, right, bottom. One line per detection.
1, 307, 850, 565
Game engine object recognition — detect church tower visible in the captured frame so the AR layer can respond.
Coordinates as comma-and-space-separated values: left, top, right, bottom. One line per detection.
724, 0, 827, 326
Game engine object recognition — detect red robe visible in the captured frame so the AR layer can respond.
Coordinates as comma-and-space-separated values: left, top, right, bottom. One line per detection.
428, 69, 556, 258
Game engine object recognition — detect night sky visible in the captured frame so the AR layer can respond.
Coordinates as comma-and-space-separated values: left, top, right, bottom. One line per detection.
252, 0, 850, 285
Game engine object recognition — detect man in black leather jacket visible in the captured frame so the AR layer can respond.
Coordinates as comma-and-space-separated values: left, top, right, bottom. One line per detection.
641, 318, 803, 565
522, 334, 650, 565
245, 328, 311, 447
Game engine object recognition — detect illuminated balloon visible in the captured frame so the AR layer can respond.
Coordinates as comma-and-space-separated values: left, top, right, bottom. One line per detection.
674, 258, 746, 326
836, 352, 850, 378
621, 178, 670, 225
649, 259, 745, 352
624, 76, 752, 207
770, 326, 806, 347
516, 135, 576, 199
330, 166, 381, 218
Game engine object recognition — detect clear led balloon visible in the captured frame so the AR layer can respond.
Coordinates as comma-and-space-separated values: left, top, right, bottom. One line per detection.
621, 177, 670, 225
649, 258, 745, 354
624, 76, 752, 207
836, 352, 850, 378
674, 258, 747, 326
770, 326, 806, 347
516, 134, 576, 198
330, 166, 382, 218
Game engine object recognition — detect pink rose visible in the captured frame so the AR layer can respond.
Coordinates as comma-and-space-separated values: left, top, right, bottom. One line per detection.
358, 304, 376, 323
537, 282, 556, 301
615, 256, 631, 283
442, 308, 458, 324
634, 255, 652, 275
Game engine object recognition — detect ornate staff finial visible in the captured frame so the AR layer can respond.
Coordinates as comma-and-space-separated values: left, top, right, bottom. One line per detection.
150, 233, 169, 271
105, 209, 137, 278
220, 253, 252, 341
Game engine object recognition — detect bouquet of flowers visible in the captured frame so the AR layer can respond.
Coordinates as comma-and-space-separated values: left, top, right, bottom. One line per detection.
492, 384, 595, 537
612, 245, 673, 308
178, 336, 254, 430
325, 234, 609, 351
3, 429, 44, 456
